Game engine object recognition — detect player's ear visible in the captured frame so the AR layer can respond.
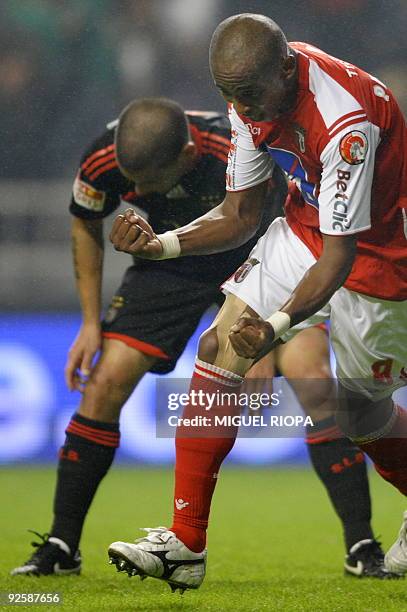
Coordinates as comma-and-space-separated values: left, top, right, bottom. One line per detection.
282, 53, 296, 81
183, 141, 197, 159
179, 141, 198, 168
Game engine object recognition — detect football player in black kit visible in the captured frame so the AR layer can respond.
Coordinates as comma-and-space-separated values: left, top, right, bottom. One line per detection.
11, 98, 393, 579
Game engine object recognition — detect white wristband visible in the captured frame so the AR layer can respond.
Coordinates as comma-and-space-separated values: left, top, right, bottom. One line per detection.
266, 311, 291, 340
156, 231, 181, 259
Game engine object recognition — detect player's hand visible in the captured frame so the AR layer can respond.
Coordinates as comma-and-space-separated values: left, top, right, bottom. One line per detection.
229, 317, 275, 359
109, 209, 164, 258
65, 323, 102, 391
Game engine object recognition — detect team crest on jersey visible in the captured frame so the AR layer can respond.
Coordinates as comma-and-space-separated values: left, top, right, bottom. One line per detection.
234, 258, 260, 283
339, 131, 368, 165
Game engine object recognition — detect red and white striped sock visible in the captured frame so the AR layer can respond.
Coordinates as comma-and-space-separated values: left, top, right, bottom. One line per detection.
170, 359, 243, 552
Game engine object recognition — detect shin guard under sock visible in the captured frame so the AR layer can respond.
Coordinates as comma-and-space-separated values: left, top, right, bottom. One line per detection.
306, 417, 373, 550
50, 413, 120, 553
171, 359, 243, 552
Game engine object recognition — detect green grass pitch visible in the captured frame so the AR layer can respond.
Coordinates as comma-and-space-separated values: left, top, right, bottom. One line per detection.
1, 466, 407, 611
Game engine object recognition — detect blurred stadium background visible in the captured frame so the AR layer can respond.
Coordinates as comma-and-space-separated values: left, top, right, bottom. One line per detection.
1, 0, 406, 466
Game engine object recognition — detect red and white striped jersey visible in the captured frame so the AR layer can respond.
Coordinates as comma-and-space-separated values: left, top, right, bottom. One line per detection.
226, 42, 407, 300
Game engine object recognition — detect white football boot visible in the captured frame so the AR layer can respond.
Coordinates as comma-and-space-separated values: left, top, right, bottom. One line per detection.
384, 511, 407, 576
108, 527, 206, 593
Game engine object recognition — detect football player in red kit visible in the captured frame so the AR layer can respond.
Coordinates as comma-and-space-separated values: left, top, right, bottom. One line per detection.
108, 21, 407, 588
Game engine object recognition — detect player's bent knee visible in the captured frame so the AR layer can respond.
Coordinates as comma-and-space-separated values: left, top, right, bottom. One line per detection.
283, 358, 332, 381
89, 366, 134, 400
299, 367, 335, 403
198, 327, 220, 364
197, 322, 252, 376
80, 365, 136, 420
197, 294, 257, 375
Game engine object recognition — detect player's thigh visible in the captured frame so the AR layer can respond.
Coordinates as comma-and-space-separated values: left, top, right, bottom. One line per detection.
275, 325, 332, 379
330, 289, 407, 401
79, 338, 156, 421
275, 325, 337, 421
221, 217, 320, 320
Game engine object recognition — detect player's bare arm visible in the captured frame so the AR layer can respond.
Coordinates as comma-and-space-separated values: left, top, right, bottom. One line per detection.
230, 233, 357, 359
109, 180, 269, 258
169, 181, 268, 255
65, 217, 104, 391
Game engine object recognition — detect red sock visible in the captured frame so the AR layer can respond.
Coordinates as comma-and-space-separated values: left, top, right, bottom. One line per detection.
358, 405, 407, 495
170, 359, 242, 552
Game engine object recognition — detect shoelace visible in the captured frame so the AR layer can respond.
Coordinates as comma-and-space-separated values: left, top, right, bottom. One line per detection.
134, 527, 168, 545
362, 541, 384, 569
22, 531, 51, 564
28, 530, 50, 547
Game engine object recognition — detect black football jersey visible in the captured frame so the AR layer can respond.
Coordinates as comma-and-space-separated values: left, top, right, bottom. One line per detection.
69, 111, 286, 282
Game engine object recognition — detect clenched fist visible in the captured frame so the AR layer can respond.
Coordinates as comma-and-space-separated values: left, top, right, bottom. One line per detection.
109, 208, 164, 258
229, 316, 275, 359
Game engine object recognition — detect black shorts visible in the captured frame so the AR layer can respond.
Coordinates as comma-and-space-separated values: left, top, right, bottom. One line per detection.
101, 264, 225, 374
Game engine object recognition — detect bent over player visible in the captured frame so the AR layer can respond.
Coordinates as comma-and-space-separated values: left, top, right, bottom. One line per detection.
12, 98, 391, 578
108, 15, 407, 592
12, 99, 272, 575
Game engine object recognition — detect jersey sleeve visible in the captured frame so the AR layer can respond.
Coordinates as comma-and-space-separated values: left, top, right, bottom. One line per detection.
69, 133, 122, 220
226, 105, 275, 192
318, 120, 381, 235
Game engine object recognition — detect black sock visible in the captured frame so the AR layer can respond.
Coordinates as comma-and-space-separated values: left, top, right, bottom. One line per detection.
50, 413, 120, 553
306, 417, 373, 552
